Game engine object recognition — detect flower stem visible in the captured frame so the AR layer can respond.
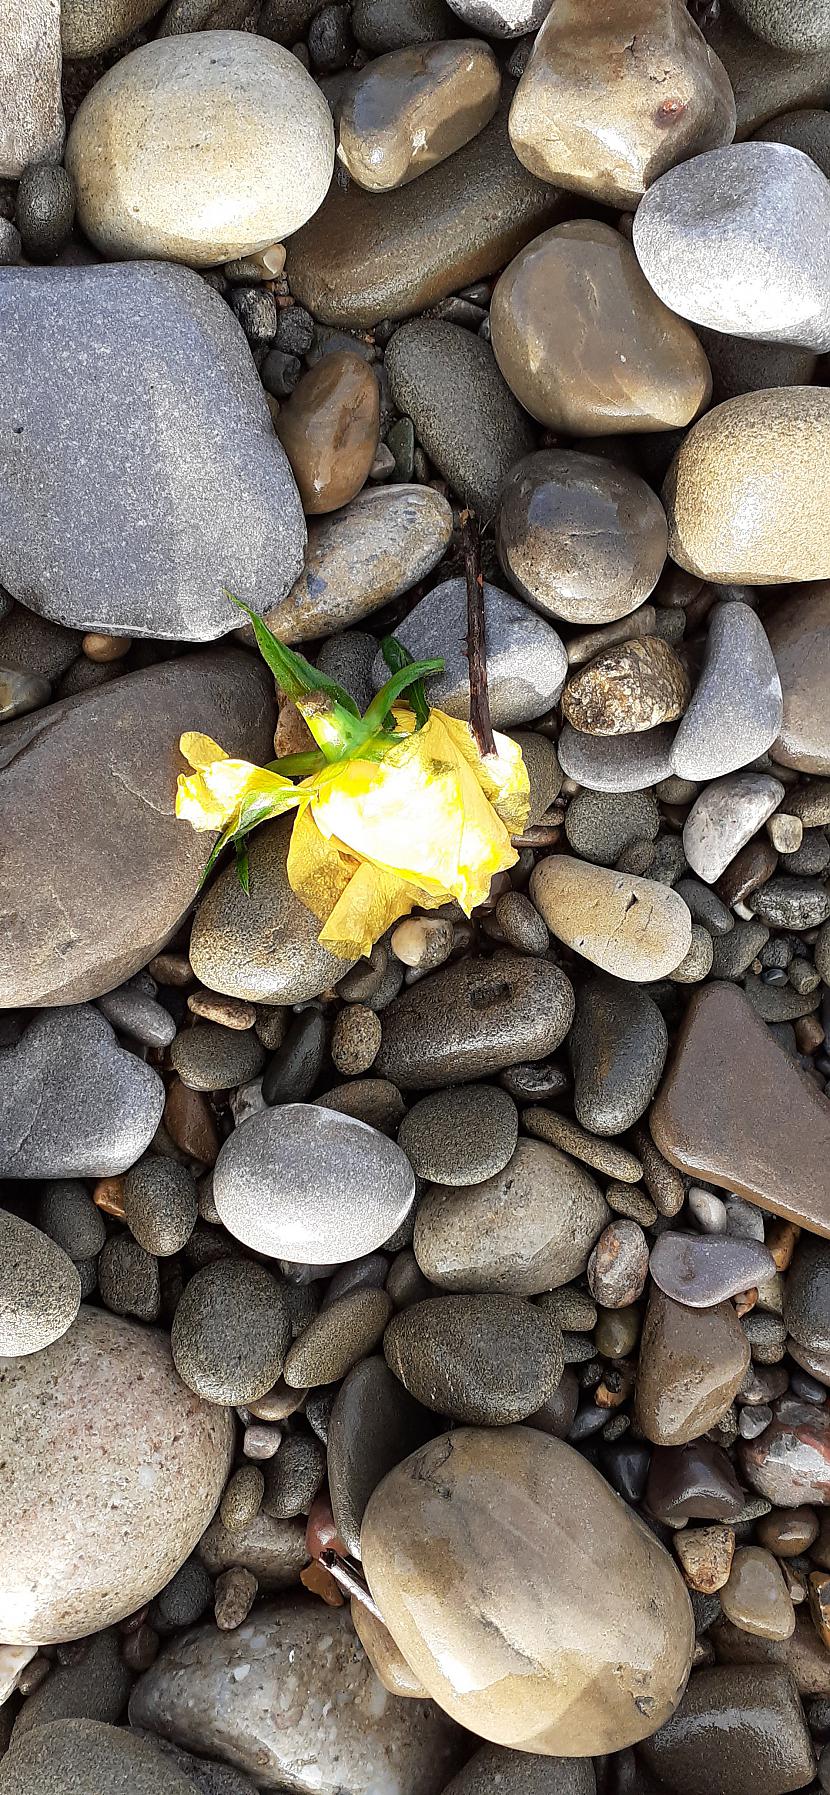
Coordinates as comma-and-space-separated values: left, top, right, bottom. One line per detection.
460, 507, 496, 759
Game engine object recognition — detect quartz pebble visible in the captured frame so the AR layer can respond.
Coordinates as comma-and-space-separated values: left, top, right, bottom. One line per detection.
562, 636, 690, 735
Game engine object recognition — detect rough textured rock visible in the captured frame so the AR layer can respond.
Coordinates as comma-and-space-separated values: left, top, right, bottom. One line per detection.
766, 583, 830, 775
755, 106, 830, 178
371, 578, 565, 726
0, 1007, 164, 1180
663, 387, 830, 583
375, 953, 575, 1088
731, 0, 830, 55
337, 40, 501, 190
362, 1427, 693, 1754
0, 1211, 81, 1356
383, 1294, 564, 1424
61, 0, 165, 54
0, 1720, 200, 1795
0, 0, 64, 179
0, 649, 274, 1008
286, 105, 563, 326
510, 0, 735, 206
562, 635, 689, 734
66, 33, 334, 264
0, 1307, 233, 1645
0, 263, 305, 640
706, 7, 830, 138
129, 1600, 465, 1794
441, 1748, 596, 1795
530, 856, 692, 982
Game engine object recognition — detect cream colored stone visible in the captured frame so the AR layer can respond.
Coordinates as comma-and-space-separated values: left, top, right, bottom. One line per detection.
0, 0, 64, 179
62, 0, 164, 56
350, 1599, 427, 1698
530, 854, 692, 982
362, 1426, 694, 1755
66, 32, 334, 266
675, 1525, 735, 1594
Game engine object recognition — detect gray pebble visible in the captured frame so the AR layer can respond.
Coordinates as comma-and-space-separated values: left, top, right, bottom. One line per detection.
219, 1466, 265, 1534
784, 1236, 830, 1357
0, 1005, 164, 1180
397, 1083, 518, 1185
0, 1718, 202, 1795
36, 1180, 105, 1261
13, 1629, 131, 1739
124, 1158, 198, 1257
331, 1005, 382, 1077
650, 1231, 775, 1309
674, 878, 735, 936
781, 829, 830, 877
569, 975, 668, 1135
743, 972, 820, 1022
0, 1211, 80, 1356
283, 1287, 393, 1387
197, 1511, 307, 1590
315, 629, 377, 714
669, 602, 783, 780
537, 1287, 597, 1332
312, 1078, 406, 1136
327, 1355, 433, 1557
0, 219, 22, 264
15, 163, 75, 262
710, 919, 770, 980
669, 923, 715, 982
372, 578, 566, 728
171, 1260, 292, 1405
508, 730, 562, 824
441, 1743, 595, 1795
262, 1434, 327, 1519
557, 723, 674, 793
170, 1023, 265, 1093
152, 1558, 213, 1631
384, 1293, 564, 1424
262, 1009, 327, 1106
494, 890, 549, 954
375, 953, 574, 1089
749, 876, 830, 929
565, 788, 659, 866
98, 1235, 160, 1322
96, 981, 177, 1049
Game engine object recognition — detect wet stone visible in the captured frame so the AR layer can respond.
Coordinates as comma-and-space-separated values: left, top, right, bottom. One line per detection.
636, 1287, 750, 1446
275, 351, 380, 515
327, 1354, 434, 1557
522, 1108, 641, 1182
720, 1546, 796, 1641
650, 1231, 776, 1308
675, 1524, 735, 1595
741, 1400, 830, 1506
750, 876, 830, 930
263, 1009, 327, 1106
283, 1287, 393, 1387
646, 1440, 746, 1524
670, 601, 783, 781
569, 975, 668, 1135
337, 41, 501, 192
170, 1023, 265, 1093
563, 636, 690, 735
587, 1219, 649, 1309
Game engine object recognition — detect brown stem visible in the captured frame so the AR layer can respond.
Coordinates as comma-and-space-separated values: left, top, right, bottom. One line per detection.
319, 1551, 384, 1621
460, 507, 496, 759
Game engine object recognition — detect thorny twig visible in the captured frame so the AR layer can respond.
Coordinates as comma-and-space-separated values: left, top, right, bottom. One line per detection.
319, 1550, 384, 1620
460, 507, 496, 759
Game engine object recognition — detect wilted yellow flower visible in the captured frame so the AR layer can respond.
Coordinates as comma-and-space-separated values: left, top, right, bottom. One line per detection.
176, 707, 529, 960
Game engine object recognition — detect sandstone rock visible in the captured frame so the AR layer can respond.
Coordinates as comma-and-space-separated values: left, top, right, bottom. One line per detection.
0, 0, 63, 179
766, 583, 830, 774
61, 0, 165, 54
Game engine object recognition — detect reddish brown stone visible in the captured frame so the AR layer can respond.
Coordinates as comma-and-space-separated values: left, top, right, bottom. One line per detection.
716, 836, 778, 905
163, 1079, 219, 1166
276, 351, 380, 515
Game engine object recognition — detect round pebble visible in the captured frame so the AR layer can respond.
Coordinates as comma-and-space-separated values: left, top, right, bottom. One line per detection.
330, 1005, 383, 1076
397, 1083, 518, 1185
124, 1158, 198, 1257
171, 1260, 292, 1405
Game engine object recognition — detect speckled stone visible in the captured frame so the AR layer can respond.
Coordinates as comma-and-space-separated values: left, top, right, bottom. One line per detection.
214, 1103, 415, 1263
0, 0, 64, 181
337, 41, 500, 190
732, 0, 830, 53
569, 976, 668, 1134
124, 1158, 198, 1257
530, 855, 692, 981
0, 1720, 203, 1795
563, 635, 690, 735
682, 773, 785, 884
640, 1664, 815, 1795
755, 107, 830, 179
0, 1005, 164, 1180
523, 1109, 642, 1183
636, 1288, 750, 1446
441, 1744, 595, 1795
663, 388, 830, 583
766, 583, 830, 775
414, 1136, 609, 1295
66, 34, 334, 264
650, 1232, 776, 1308
172, 1259, 292, 1405
190, 818, 352, 1005
749, 875, 830, 929
262, 484, 452, 643
375, 953, 575, 1089
283, 1288, 393, 1386
509, 730, 562, 822
35, 1181, 105, 1264
371, 577, 565, 727
262, 1434, 326, 1519
557, 722, 674, 792
61, 0, 164, 54
384, 1295, 564, 1424
198, 1512, 306, 1589
384, 319, 532, 517
129, 1600, 465, 1794
564, 788, 659, 866
170, 1024, 266, 1094
671, 602, 782, 779
0, 1211, 80, 1357
97, 1235, 161, 1324
509, 0, 734, 206
397, 1084, 518, 1185
362, 1427, 694, 1754
633, 143, 830, 352
327, 1355, 433, 1557
490, 220, 712, 435
0, 1306, 233, 1645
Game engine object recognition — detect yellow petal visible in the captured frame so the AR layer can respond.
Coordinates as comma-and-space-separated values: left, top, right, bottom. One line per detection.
179, 732, 229, 771
286, 803, 355, 925
438, 712, 531, 835
318, 860, 420, 961
175, 751, 298, 833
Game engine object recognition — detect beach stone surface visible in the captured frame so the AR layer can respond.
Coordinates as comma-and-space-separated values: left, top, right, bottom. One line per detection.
371, 578, 566, 726
0, 1720, 202, 1795
375, 953, 575, 1087
530, 856, 692, 982
640, 1665, 815, 1795
0, 1212, 80, 1357
0, 0, 63, 179
766, 583, 830, 775
0, 1006, 164, 1180
569, 976, 668, 1134
337, 40, 501, 190
670, 601, 783, 780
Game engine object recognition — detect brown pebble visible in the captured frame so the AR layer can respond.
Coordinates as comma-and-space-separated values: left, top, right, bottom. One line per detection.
301, 1559, 345, 1607
716, 836, 778, 907
808, 1571, 830, 1649
148, 951, 194, 988
82, 632, 132, 663
587, 1219, 649, 1308
522, 1106, 642, 1182
635, 1287, 750, 1446
720, 1546, 795, 1641
795, 1013, 826, 1055
337, 40, 501, 193
92, 1176, 126, 1220
563, 636, 691, 735
350, 1597, 426, 1697
163, 1080, 219, 1165
121, 1623, 160, 1672
331, 1004, 383, 1076
605, 1182, 658, 1227
188, 990, 257, 1030
756, 1505, 818, 1558
214, 1566, 258, 1631
276, 351, 380, 515
220, 1465, 265, 1533
675, 1524, 735, 1594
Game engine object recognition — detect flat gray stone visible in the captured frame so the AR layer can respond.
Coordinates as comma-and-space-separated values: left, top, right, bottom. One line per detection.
375, 952, 575, 1089
0, 262, 305, 639
682, 772, 785, 883
557, 722, 674, 792
213, 1102, 415, 1263
633, 142, 830, 351
0, 649, 275, 1007
371, 578, 566, 728
0, 0, 64, 179
129, 1601, 465, 1795
569, 975, 668, 1136
0, 1211, 80, 1356
0, 1006, 164, 1179
384, 318, 535, 516
670, 602, 783, 780
0, 1720, 197, 1795
397, 1083, 518, 1185
650, 1231, 776, 1308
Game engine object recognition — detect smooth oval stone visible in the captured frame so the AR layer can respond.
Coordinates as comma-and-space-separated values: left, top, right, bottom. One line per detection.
510, 0, 734, 206
733, 0, 830, 53
370, 576, 566, 726
0, 1005, 164, 1180
721, 1546, 795, 1640
0, 650, 274, 1008
414, 1137, 609, 1296
650, 1232, 776, 1308
647, 1440, 745, 1525
755, 106, 830, 177
0, 1305, 232, 1645
444, 1749, 595, 1795
190, 817, 352, 1005
262, 484, 452, 642
362, 1426, 694, 1754
670, 601, 783, 779
663, 388, 830, 582
337, 39, 500, 190
635, 1287, 750, 1446
785, 1237, 830, 1357
198, 1511, 307, 1588
66, 33, 334, 264
375, 953, 575, 1089
490, 219, 712, 435
275, 351, 379, 515
557, 721, 675, 792
641, 1664, 814, 1795
384, 1294, 563, 1423
350, 1599, 427, 1698
286, 104, 562, 327
384, 319, 535, 518
741, 1400, 830, 1505
562, 635, 690, 734
0, 1720, 199, 1795
328, 1355, 434, 1557
129, 1600, 465, 1795
213, 1102, 415, 1264
444, 0, 547, 36
284, 1287, 392, 1386
633, 143, 830, 351
569, 976, 668, 1135
682, 772, 785, 884
766, 583, 830, 774
0, 1211, 80, 1355
497, 449, 668, 625
650, 981, 830, 1238
397, 1083, 518, 1185
530, 855, 692, 982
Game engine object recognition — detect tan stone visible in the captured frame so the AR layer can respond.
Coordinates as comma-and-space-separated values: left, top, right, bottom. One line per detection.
766, 583, 830, 775
361, 1426, 694, 1755
510, 0, 735, 207
808, 1571, 830, 1650
491, 219, 711, 435
66, 32, 335, 265
562, 636, 690, 734
61, 0, 164, 56
350, 1599, 426, 1698
675, 1525, 735, 1594
721, 1547, 796, 1641
635, 1288, 750, 1446
276, 352, 380, 515
663, 387, 830, 583
530, 854, 692, 982
338, 40, 501, 192
0, 1306, 233, 1645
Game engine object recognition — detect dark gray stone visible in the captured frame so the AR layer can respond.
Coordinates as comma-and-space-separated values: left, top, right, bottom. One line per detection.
375, 953, 575, 1089
670, 602, 783, 780
96, 982, 177, 1050
0, 1006, 164, 1179
170, 1023, 265, 1093
442, 1744, 595, 1795
36, 1180, 106, 1261
124, 1158, 198, 1257
328, 1354, 435, 1556
152, 1558, 214, 1631
749, 876, 830, 929
98, 1235, 161, 1323
261, 1432, 327, 1518
352, 0, 452, 50
371, 578, 566, 728
397, 1083, 518, 1185
0, 262, 305, 640
0, 1719, 198, 1795
15, 163, 75, 261
732, 0, 830, 54
785, 1236, 830, 1356
13, 1631, 132, 1738
384, 1293, 564, 1424
755, 107, 830, 179
284, 1286, 392, 1386
569, 975, 668, 1135
171, 1259, 292, 1405
564, 788, 659, 866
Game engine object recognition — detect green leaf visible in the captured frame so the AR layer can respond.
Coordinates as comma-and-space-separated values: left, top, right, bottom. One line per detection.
228, 593, 359, 715
265, 748, 327, 778
234, 836, 251, 894
362, 656, 444, 740
381, 634, 432, 730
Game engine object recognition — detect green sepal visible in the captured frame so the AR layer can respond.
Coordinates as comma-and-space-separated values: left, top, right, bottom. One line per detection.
228, 593, 360, 716
360, 656, 444, 742
234, 836, 251, 894
265, 748, 328, 778
381, 635, 431, 730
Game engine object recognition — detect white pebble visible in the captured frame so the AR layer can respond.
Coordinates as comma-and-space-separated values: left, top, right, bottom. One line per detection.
687, 1187, 727, 1233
